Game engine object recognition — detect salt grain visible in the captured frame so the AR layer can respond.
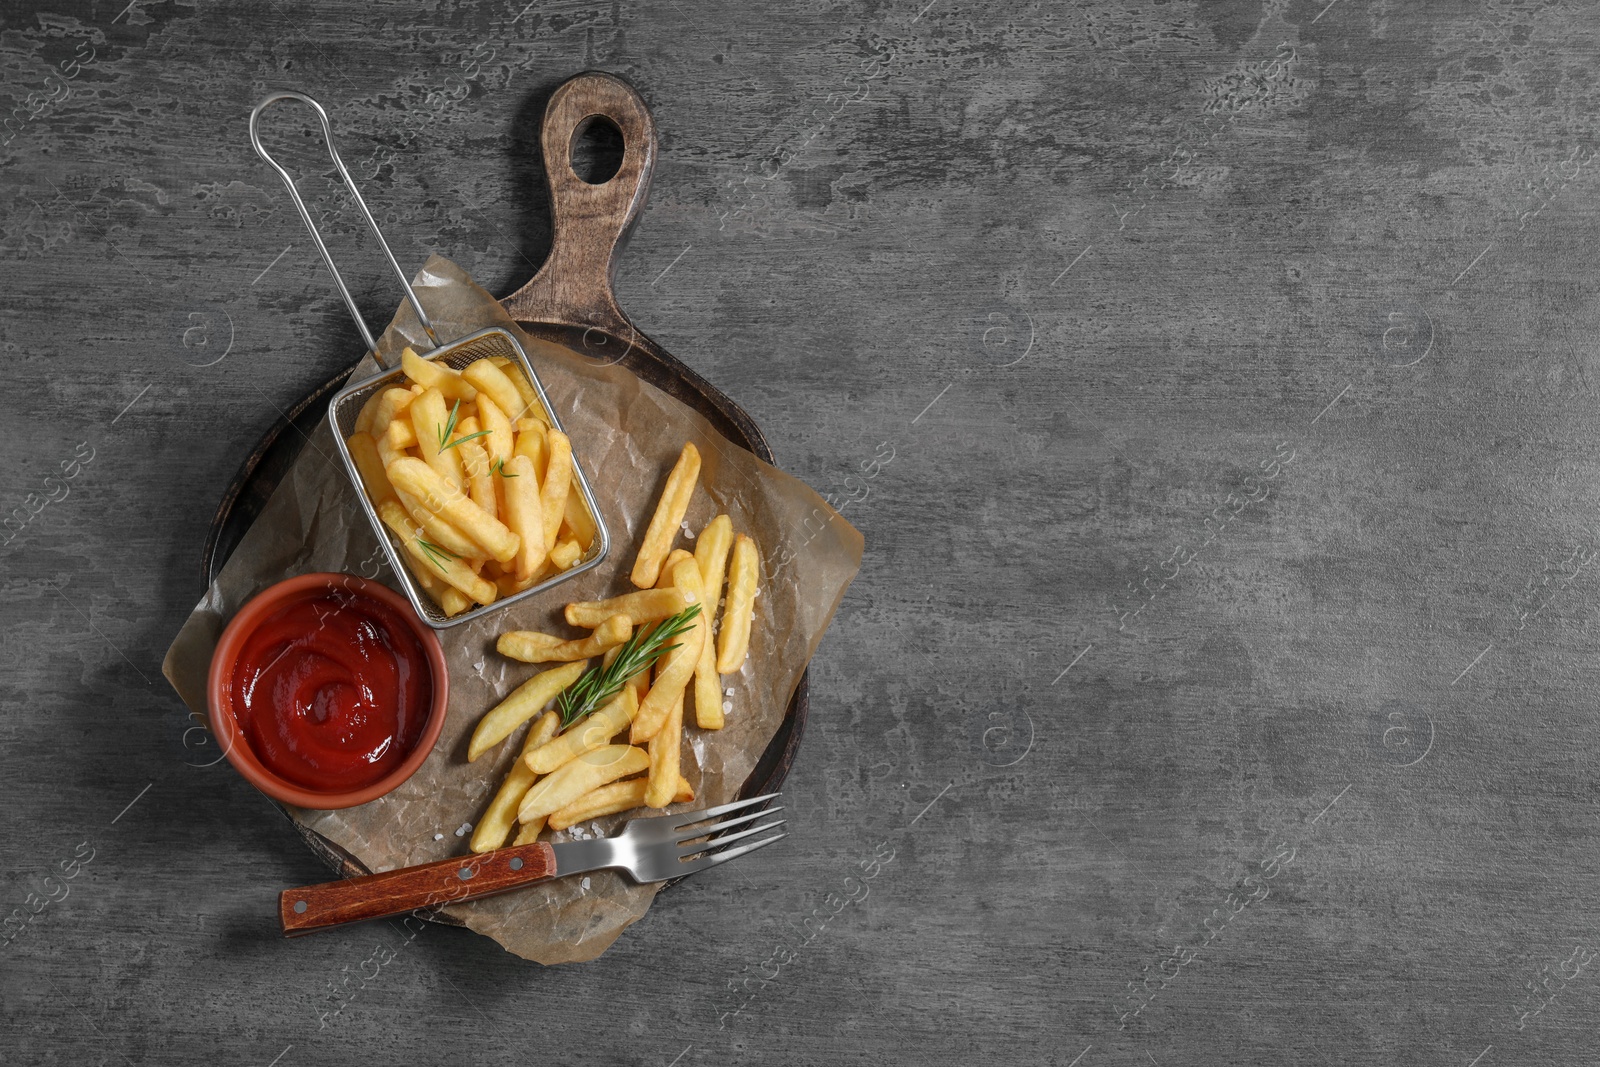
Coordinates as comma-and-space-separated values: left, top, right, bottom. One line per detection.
433, 833, 444, 841
580, 877, 591, 891
454, 822, 472, 837
722, 699, 733, 713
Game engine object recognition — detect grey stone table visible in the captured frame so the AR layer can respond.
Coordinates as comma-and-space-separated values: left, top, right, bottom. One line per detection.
4, 0, 1598, 1063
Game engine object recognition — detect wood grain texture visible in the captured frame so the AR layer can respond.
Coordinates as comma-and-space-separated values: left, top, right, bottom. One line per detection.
8, 0, 1600, 1064
279, 842, 558, 936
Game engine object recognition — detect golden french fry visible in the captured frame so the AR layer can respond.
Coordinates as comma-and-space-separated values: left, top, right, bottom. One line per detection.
410, 387, 467, 490
517, 745, 650, 823
499, 358, 541, 419
458, 435, 498, 522
377, 418, 409, 471
562, 485, 597, 549
645, 690, 684, 808
693, 603, 724, 731
499, 454, 546, 582
384, 418, 419, 451
548, 778, 648, 831
461, 358, 530, 422
498, 614, 632, 663
630, 443, 702, 588
631, 559, 706, 743
377, 498, 497, 606
467, 660, 588, 761
655, 548, 693, 589
401, 346, 477, 400
546, 775, 693, 831
693, 514, 733, 728
513, 418, 546, 475
695, 514, 734, 604
477, 394, 513, 466
393, 487, 481, 560
512, 816, 547, 846
525, 689, 636, 775
400, 543, 473, 615
346, 432, 396, 506
387, 457, 520, 563
717, 534, 759, 672
368, 387, 418, 437
470, 711, 561, 853
550, 537, 582, 570
354, 388, 384, 434
565, 588, 691, 629
540, 429, 572, 552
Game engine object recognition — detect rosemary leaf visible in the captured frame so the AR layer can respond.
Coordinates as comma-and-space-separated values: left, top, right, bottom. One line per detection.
555, 605, 702, 728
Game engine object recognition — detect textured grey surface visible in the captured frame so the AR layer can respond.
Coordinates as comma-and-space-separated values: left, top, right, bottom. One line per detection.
4, 0, 1600, 1063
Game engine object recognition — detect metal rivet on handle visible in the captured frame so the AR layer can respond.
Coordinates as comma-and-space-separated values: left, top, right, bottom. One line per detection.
509, 857, 524, 871
458, 867, 474, 880
293, 900, 308, 914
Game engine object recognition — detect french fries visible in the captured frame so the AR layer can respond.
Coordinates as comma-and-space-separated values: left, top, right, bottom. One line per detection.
497, 614, 632, 663
377, 499, 497, 606
565, 588, 691, 629
468, 660, 588, 761
630, 443, 701, 588
548, 775, 693, 831
401, 347, 477, 402
410, 387, 468, 490
468, 438, 768, 849
470, 710, 560, 853
517, 745, 650, 823
717, 533, 759, 673
631, 559, 706, 744
695, 514, 734, 603
693, 588, 725, 730
540, 429, 573, 552
346, 432, 395, 507
550, 537, 582, 570
525, 689, 637, 774
462, 358, 530, 423
655, 548, 693, 589
340, 349, 599, 615
645, 690, 685, 807
501, 454, 545, 583
387, 457, 520, 563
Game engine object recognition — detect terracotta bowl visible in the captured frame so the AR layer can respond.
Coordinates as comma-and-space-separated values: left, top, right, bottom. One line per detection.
206, 572, 449, 809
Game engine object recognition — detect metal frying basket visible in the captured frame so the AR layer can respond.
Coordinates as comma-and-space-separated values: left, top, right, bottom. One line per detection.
248, 91, 610, 629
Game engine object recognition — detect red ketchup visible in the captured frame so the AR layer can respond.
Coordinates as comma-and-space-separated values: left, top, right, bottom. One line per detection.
229, 586, 432, 793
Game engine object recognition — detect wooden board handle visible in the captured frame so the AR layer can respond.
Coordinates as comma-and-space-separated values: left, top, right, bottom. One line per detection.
500, 70, 657, 335
278, 842, 558, 936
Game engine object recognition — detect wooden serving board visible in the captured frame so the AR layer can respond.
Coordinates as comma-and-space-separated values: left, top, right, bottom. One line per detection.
202, 71, 808, 903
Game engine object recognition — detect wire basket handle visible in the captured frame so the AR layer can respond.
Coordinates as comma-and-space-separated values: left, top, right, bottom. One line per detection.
248, 91, 440, 358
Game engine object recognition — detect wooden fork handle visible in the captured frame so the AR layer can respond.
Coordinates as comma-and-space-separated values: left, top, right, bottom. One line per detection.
278, 842, 558, 936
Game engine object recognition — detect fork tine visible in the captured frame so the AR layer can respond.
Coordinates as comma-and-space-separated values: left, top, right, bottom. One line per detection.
675, 806, 785, 843
672, 791, 780, 827
678, 819, 787, 858
676, 832, 787, 877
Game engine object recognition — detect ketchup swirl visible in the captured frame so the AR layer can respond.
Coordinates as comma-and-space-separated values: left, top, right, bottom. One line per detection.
230, 586, 432, 792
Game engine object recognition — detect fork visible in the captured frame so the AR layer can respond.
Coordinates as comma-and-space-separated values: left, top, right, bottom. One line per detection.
278, 793, 786, 936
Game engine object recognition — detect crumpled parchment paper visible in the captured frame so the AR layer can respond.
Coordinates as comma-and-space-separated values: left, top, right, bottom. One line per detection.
162, 256, 862, 963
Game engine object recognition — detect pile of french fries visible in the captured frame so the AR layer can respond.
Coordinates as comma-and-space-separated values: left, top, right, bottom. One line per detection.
468, 442, 762, 853
344, 347, 598, 616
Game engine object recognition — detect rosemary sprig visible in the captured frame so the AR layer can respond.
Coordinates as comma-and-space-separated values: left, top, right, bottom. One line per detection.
416, 537, 457, 572
491, 456, 518, 478
435, 398, 492, 452
555, 605, 702, 728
